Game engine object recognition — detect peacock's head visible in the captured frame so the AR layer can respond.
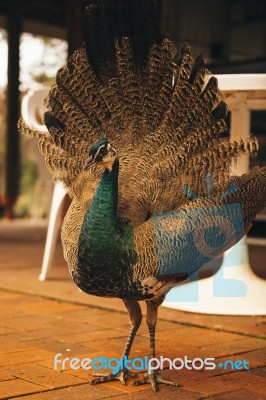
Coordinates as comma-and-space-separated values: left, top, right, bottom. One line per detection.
84, 139, 117, 171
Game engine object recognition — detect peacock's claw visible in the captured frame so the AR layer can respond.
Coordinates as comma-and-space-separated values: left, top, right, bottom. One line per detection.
132, 371, 180, 392
90, 368, 138, 386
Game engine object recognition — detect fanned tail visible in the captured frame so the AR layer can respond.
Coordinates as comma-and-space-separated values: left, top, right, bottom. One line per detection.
19, 0, 263, 226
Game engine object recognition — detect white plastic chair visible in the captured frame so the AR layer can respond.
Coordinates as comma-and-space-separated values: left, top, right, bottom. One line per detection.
21, 88, 68, 281
163, 74, 266, 315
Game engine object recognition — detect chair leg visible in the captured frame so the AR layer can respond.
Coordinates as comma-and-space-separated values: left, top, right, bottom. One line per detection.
39, 182, 67, 281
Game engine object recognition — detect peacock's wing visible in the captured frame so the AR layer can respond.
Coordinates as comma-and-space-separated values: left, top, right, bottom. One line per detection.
19, 0, 263, 228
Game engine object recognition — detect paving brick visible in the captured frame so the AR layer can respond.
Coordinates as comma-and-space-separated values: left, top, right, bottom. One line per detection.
0, 378, 44, 399
154, 326, 245, 347
0, 371, 16, 382
10, 382, 125, 400
105, 379, 199, 395
33, 320, 101, 337
200, 337, 266, 358
247, 348, 266, 363
94, 378, 152, 394
3, 363, 86, 389
159, 308, 266, 337
1, 329, 68, 343
23, 338, 93, 355
0, 349, 55, 367
155, 342, 211, 360
249, 366, 266, 378
1, 295, 40, 306
57, 329, 128, 344
77, 312, 132, 330
2, 321, 101, 344
94, 386, 204, 399
0, 291, 26, 301
56, 307, 117, 323
88, 336, 150, 354
1, 315, 58, 332
1, 310, 35, 320
204, 389, 266, 400
0, 338, 35, 355
17, 299, 88, 315
0, 326, 17, 335
182, 370, 266, 396
46, 319, 104, 334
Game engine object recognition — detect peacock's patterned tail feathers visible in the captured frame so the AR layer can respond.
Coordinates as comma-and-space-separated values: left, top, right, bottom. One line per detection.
19, 38, 258, 224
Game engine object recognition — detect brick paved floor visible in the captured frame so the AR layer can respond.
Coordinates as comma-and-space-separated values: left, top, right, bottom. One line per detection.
0, 221, 265, 399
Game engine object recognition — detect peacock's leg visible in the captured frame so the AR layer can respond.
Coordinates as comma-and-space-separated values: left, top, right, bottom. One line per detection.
133, 297, 180, 392
90, 299, 142, 385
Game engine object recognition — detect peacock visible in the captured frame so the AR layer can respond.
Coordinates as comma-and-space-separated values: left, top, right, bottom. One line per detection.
20, 0, 266, 392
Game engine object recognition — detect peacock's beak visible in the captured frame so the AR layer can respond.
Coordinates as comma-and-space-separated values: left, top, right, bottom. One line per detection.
84, 155, 95, 171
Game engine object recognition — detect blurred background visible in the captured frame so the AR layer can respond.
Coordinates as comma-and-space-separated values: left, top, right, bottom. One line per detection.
0, 0, 265, 232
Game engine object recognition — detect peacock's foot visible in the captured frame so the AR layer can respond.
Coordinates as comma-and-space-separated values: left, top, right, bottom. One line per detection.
90, 368, 137, 386
133, 371, 180, 392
